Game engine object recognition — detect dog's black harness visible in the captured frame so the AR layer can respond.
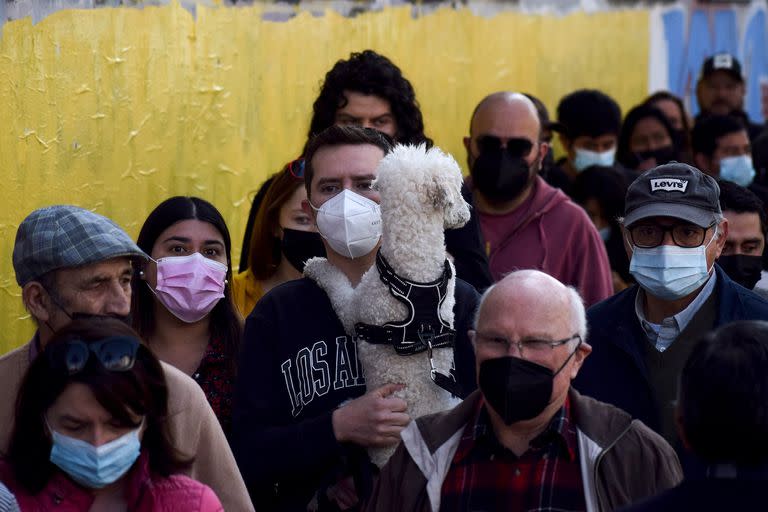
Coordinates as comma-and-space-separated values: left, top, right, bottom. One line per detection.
355, 251, 462, 397
355, 250, 456, 355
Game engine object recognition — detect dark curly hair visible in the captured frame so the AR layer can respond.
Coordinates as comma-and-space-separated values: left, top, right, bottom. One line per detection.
306, 50, 432, 149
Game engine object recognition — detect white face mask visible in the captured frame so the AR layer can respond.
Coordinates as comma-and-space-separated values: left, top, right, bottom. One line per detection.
311, 189, 382, 259
573, 147, 616, 172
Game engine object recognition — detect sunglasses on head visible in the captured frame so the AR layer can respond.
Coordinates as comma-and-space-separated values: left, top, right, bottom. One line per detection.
476, 136, 535, 158
46, 336, 140, 376
287, 158, 305, 179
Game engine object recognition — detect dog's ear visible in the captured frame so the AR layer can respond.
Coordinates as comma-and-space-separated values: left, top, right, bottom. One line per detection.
426, 174, 453, 210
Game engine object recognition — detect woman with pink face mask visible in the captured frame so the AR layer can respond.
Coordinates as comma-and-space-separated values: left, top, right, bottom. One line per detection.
132, 197, 242, 436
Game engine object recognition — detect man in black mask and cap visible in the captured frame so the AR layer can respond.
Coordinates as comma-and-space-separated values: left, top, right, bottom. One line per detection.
464, 92, 613, 307
717, 180, 767, 291
369, 270, 681, 512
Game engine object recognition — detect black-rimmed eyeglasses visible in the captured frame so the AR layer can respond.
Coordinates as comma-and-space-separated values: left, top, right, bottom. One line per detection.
628, 222, 716, 248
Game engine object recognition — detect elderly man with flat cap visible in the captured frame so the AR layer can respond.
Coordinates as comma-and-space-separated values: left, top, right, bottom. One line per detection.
369, 270, 681, 512
0, 205, 254, 512
575, 163, 768, 447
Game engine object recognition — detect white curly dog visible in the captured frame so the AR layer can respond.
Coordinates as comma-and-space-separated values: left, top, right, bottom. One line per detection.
305, 144, 471, 467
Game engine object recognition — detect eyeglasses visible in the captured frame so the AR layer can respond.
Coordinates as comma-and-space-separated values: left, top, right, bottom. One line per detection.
473, 332, 581, 357
287, 158, 305, 179
46, 336, 140, 375
628, 222, 715, 248
476, 136, 534, 158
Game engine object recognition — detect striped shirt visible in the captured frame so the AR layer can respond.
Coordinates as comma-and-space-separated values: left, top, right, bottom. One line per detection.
0, 482, 20, 512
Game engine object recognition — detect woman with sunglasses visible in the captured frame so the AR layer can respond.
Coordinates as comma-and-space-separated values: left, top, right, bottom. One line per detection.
132, 196, 241, 435
232, 159, 324, 317
0, 317, 223, 511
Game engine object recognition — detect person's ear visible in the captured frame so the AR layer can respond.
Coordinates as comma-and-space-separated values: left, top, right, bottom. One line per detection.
621, 224, 634, 259
22, 282, 53, 324
569, 340, 592, 379
713, 218, 729, 257
463, 136, 472, 154
537, 142, 550, 171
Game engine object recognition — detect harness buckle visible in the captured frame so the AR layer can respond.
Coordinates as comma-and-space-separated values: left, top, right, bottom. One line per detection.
419, 324, 461, 397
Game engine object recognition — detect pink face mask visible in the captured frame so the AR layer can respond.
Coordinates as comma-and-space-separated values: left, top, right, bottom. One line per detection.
149, 252, 228, 323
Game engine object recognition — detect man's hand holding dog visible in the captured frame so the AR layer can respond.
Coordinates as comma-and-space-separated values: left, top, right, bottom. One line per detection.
332, 383, 410, 447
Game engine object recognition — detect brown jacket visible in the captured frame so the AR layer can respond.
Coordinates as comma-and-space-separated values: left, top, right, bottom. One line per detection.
0, 339, 254, 512
368, 389, 682, 512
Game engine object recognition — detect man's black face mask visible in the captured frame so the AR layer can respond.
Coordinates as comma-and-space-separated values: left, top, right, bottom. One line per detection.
471, 136, 536, 203
718, 254, 763, 290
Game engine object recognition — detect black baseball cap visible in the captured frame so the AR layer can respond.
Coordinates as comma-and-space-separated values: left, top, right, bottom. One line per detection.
624, 162, 721, 228
700, 53, 743, 83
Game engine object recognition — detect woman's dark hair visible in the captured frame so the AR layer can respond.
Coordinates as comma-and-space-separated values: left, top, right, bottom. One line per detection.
239, 177, 275, 273
132, 196, 242, 374
306, 50, 432, 149
247, 162, 305, 279
616, 104, 677, 170
644, 90, 693, 159
645, 90, 691, 132
680, 321, 768, 465
6, 318, 191, 493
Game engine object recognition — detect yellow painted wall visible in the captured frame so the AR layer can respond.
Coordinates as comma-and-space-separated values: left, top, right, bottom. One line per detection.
0, 2, 649, 353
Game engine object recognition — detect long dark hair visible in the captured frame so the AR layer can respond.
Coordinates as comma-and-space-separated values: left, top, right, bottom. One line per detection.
616, 104, 678, 169
132, 196, 242, 375
247, 162, 305, 279
306, 50, 432, 149
644, 90, 693, 161
6, 318, 191, 494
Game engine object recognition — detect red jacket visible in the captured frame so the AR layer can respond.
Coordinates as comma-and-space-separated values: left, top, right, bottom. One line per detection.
475, 176, 613, 307
0, 453, 223, 512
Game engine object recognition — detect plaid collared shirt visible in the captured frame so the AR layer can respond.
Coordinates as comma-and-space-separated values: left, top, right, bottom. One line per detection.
440, 397, 586, 512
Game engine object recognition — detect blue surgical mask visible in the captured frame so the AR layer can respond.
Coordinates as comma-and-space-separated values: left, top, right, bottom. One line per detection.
49, 424, 142, 488
573, 147, 616, 172
629, 227, 717, 300
719, 155, 755, 187
598, 226, 612, 241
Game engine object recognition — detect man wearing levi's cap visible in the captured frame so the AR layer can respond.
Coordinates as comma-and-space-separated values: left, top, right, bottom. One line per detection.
574, 162, 768, 449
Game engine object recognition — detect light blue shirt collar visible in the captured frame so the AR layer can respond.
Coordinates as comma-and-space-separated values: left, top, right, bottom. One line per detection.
635, 271, 718, 352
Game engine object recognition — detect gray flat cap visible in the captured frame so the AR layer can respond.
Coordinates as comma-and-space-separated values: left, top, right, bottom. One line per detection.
13, 205, 148, 286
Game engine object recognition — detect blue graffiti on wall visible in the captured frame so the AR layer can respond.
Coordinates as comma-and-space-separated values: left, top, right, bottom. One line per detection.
663, 6, 767, 122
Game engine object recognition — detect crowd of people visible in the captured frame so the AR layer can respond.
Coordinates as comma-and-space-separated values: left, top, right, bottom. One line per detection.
2, 48, 768, 512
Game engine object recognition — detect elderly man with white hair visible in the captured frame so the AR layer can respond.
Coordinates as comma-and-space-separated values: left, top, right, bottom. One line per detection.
368, 270, 682, 512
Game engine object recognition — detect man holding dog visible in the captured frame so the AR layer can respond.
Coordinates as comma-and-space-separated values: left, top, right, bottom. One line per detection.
465, 92, 613, 306
232, 125, 480, 511
368, 270, 681, 511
